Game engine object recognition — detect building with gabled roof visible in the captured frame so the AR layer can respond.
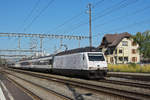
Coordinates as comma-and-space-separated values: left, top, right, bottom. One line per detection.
98, 32, 140, 64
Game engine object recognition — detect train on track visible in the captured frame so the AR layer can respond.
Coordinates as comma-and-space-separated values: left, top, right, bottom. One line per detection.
10, 47, 108, 79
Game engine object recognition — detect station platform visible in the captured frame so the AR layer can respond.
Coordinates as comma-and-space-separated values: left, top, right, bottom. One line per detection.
0, 73, 33, 100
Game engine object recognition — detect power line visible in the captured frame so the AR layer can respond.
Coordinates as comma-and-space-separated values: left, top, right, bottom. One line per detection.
23, 0, 55, 32
66, 0, 105, 33
63, 0, 134, 33
93, 18, 150, 37
49, 0, 105, 35
94, 4, 150, 29
93, 0, 105, 7
64, 0, 124, 32
94, 0, 139, 30
110, 19, 150, 33
17, 0, 41, 32
48, 11, 84, 34
93, 0, 138, 22
95, 0, 127, 17
0, 49, 41, 53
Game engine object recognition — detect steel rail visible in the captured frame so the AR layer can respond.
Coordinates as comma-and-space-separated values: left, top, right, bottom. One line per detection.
5, 68, 150, 100
107, 72, 150, 81
0, 72, 42, 100
2, 71, 73, 100
99, 79, 150, 89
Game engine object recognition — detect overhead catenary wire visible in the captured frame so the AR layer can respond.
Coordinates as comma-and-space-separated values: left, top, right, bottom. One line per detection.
48, 0, 105, 34
48, 11, 84, 34
23, 0, 55, 32
17, 0, 41, 32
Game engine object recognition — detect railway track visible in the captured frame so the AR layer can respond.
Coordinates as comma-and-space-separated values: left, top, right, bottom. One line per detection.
2, 68, 150, 100
108, 72, 150, 81
0, 69, 73, 100
1, 73, 43, 100
99, 78, 150, 89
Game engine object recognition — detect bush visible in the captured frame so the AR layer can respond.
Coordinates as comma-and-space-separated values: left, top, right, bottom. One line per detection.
128, 63, 136, 68
108, 64, 150, 73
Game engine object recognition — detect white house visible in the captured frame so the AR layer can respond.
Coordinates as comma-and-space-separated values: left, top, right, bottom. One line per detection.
99, 32, 140, 64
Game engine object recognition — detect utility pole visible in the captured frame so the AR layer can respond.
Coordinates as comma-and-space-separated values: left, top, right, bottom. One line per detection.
18, 36, 21, 49
60, 38, 63, 49
18, 36, 21, 55
88, 3, 92, 47
40, 37, 43, 52
78, 39, 80, 48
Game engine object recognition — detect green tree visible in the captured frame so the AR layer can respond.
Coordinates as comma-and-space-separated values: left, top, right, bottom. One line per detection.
132, 30, 150, 58
0, 57, 2, 66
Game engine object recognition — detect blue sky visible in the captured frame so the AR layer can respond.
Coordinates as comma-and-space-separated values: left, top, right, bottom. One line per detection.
0, 0, 150, 54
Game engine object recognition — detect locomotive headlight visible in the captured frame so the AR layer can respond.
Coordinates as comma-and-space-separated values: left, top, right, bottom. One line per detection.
103, 67, 108, 70
89, 67, 92, 69
89, 67, 98, 70
89, 67, 94, 70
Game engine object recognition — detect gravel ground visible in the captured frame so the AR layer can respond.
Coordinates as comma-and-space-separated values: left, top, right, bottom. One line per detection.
108, 72, 150, 76
107, 77, 150, 85
6, 74, 65, 100
4, 70, 137, 100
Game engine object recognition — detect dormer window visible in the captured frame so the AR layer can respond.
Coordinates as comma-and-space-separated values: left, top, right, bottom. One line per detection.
122, 41, 128, 46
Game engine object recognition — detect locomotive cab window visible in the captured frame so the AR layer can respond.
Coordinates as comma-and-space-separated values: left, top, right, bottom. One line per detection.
49, 59, 53, 65
88, 53, 105, 61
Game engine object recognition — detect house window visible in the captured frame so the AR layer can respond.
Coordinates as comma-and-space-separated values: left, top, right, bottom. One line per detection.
119, 49, 122, 53
124, 57, 128, 61
132, 49, 136, 54
122, 41, 128, 46
119, 57, 123, 61
132, 57, 137, 62
132, 42, 137, 46
115, 50, 117, 54
110, 57, 114, 63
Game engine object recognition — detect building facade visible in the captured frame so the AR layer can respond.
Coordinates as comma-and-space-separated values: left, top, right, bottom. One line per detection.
99, 32, 140, 64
